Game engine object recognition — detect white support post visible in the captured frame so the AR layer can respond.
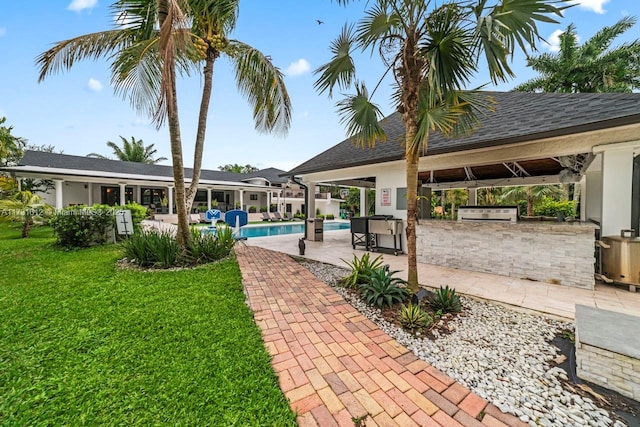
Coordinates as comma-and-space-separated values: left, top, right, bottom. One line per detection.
119, 183, 126, 206
167, 186, 174, 214
359, 187, 366, 217
307, 182, 316, 218
55, 179, 64, 210
17, 178, 22, 192
207, 188, 212, 210
136, 185, 142, 205
468, 188, 477, 206
267, 191, 272, 212
600, 146, 634, 236
87, 183, 93, 206
239, 190, 244, 210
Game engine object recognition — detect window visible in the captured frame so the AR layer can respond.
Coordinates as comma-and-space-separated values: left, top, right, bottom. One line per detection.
249, 194, 258, 201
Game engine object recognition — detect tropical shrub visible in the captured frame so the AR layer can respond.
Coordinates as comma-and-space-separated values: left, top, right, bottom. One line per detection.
122, 229, 180, 268
188, 226, 235, 263
533, 197, 577, 218
50, 205, 115, 248
340, 252, 384, 289
428, 286, 462, 313
359, 268, 408, 309
399, 304, 433, 329
325, 214, 335, 220
259, 206, 267, 212
248, 205, 257, 213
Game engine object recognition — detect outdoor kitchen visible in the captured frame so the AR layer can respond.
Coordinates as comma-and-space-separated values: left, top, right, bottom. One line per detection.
415, 206, 598, 290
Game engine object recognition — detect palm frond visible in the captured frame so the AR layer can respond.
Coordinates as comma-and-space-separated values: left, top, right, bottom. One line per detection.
229, 41, 292, 136
355, 3, 400, 51
314, 24, 357, 97
336, 82, 386, 148
582, 16, 637, 57
36, 30, 135, 82
422, 3, 477, 95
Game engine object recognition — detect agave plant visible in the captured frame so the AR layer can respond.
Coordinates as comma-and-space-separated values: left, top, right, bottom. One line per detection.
428, 285, 462, 313
359, 267, 408, 309
340, 252, 384, 289
399, 304, 433, 329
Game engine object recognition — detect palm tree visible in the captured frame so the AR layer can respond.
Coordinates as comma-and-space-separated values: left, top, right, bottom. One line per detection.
88, 136, 168, 164
316, 0, 565, 291
37, 0, 291, 249
0, 117, 27, 166
218, 163, 259, 173
500, 185, 564, 216
514, 16, 640, 93
0, 180, 48, 237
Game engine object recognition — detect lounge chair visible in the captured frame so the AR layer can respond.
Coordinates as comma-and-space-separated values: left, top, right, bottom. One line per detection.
284, 212, 298, 221
273, 212, 290, 221
260, 212, 272, 221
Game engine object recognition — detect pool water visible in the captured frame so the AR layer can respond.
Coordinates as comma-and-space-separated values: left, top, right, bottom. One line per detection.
208, 221, 350, 238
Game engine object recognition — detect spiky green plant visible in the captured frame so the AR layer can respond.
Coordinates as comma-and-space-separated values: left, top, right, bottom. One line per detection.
359, 267, 408, 309
340, 252, 384, 289
399, 304, 433, 329
428, 285, 462, 313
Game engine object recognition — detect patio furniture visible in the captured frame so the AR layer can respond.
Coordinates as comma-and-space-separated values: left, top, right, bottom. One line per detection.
261, 212, 279, 221
273, 212, 289, 221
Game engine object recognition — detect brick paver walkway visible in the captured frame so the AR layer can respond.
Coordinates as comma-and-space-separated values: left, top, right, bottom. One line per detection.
236, 246, 526, 427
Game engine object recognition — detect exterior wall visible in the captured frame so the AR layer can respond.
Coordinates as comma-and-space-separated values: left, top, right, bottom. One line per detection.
373, 163, 407, 219
416, 220, 596, 289
584, 155, 602, 224
62, 181, 90, 206
599, 145, 635, 236
576, 305, 640, 401
576, 343, 640, 401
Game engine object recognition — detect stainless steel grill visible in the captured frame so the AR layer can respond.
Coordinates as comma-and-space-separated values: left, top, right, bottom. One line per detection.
600, 229, 640, 292
458, 206, 519, 222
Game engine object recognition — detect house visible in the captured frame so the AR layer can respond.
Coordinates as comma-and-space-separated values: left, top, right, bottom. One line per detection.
285, 91, 640, 290
2, 150, 341, 219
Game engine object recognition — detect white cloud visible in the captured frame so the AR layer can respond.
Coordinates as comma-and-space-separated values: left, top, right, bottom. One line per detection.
87, 78, 103, 92
285, 59, 311, 77
567, 0, 609, 14
67, 0, 98, 12
0, 28, 6, 37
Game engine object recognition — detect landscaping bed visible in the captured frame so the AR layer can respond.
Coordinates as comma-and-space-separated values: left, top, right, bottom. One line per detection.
299, 258, 631, 427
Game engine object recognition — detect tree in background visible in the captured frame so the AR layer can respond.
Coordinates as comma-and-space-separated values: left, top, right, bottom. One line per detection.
514, 16, 640, 93
500, 185, 564, 216
37, 0, 291, 250
477, 187, 505, 205
317, 0, 566, 291
218, 163, 259, 173
0, 179, 49, 238
444, 189, 468, 220
88, 136, 168, 164
0, 117, 27, 166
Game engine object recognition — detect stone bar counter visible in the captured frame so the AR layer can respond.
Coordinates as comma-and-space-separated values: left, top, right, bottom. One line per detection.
416, 220, 597, 290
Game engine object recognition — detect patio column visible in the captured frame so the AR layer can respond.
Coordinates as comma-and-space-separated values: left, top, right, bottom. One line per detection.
239, 190, 244, 210
167, 186, 174, 214
136, 185, 142, 204
277, 190, 282, 212
307, 182, 316, 218
267, 191, 272, 212
598, 145, 635, 236
468, 188, 477, 206
87, 183, 93, 206
360, 187, 367, 217
207, 188, 212, 210
54, 179, 64, 210
17, 178, 21, 192
119, 183, 126, 206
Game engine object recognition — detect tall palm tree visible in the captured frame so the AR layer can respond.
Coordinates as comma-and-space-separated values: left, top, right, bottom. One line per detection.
514, 16, 640, 93
87, 136, 168, 164
500, 185, 564, 216
316, 0, 566, 291
37, 0, 291, 248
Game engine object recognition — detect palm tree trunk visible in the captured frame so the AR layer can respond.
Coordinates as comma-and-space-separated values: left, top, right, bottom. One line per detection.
404, 118, 421, 293
158, 0, 190, 248
186, 52, 216, 211
527, 196, 534, 216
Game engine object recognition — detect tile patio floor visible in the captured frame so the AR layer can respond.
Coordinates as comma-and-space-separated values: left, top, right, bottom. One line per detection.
236, 244, 526, 426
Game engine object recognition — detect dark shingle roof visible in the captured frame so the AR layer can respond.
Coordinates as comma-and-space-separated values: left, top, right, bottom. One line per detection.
287, 92, 640, 176
15, 150, 270, 184
243, 167, 289, 184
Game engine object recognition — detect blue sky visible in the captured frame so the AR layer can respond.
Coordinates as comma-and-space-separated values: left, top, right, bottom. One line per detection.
0, 0, 637, 172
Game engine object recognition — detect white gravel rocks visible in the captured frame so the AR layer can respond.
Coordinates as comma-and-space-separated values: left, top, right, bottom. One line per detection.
300, 261, 626, 427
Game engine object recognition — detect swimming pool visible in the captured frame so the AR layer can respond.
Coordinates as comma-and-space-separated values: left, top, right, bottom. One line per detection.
208, 221, 350, 238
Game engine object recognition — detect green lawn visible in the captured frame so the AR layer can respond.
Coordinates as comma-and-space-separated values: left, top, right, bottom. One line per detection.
0, 224, 295, 426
